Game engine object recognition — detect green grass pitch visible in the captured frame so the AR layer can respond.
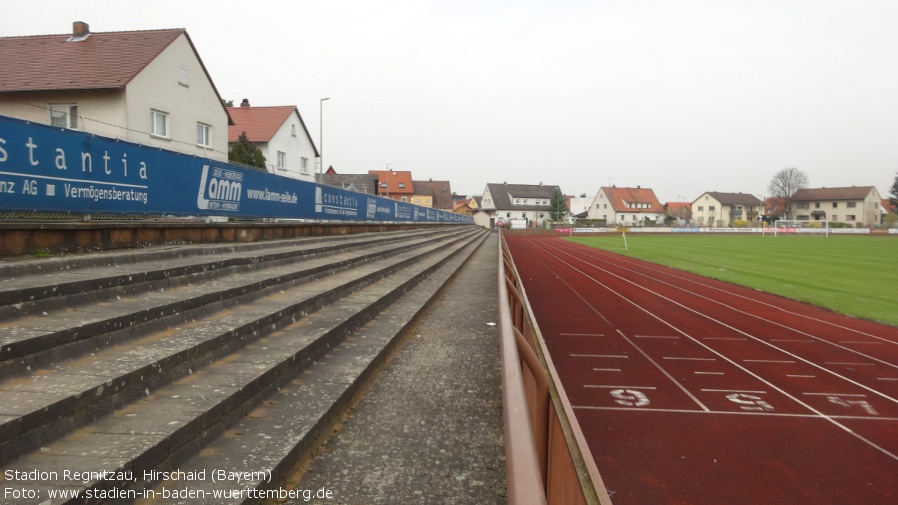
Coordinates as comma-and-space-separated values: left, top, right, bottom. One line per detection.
565, 234, 898, 327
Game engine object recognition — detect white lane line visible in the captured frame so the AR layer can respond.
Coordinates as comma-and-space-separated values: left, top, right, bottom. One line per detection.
877, 377, 898, 381
825, 362, 875, 366
840, 341, 882, 345
571, 405, 898, 421
618, 330, 710, 412
787, 375, 816, 378
663, 357, 716, 361
771, 339, 815, 343
571, 354, 628, 358
701, 389, 767, 394
743, 359, 796, 364
560, 332, 605, 337
584, 385, 657, 390
593, 368, 622, 372
635, 335, 679, 339
704, 337, 747, 341
804, 392, 866, 397
695, 371, 725, 375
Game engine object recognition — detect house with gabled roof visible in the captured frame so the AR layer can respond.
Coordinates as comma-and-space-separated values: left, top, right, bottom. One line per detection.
318, 166, 379, 194
791, 186, 882, 226
412, 179, 453, 209
227, 100, 319, 182
587, 186, 665, 226
481, 182, 562, 228
692, 192, 762, 227
369, 170, 414, 202
0, 21, 232, 162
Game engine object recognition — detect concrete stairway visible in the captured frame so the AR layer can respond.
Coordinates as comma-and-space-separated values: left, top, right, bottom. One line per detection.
0, 225, 489, 504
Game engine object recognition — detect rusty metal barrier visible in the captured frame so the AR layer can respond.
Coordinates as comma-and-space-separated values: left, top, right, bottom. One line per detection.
499, 230, 612, 505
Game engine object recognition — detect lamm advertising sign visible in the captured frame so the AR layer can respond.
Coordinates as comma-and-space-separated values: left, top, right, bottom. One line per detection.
0, 114, 470, 224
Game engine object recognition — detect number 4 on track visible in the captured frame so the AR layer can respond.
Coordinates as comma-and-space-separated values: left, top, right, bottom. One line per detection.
610, 389, 650, 407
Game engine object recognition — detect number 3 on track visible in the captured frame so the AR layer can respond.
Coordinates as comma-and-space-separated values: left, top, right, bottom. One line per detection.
611, 389, 650, 407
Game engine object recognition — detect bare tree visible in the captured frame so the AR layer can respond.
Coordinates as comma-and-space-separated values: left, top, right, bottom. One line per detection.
767, 167, 808, 219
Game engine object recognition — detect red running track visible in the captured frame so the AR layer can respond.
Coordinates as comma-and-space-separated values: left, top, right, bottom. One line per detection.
504, 234, 898, 505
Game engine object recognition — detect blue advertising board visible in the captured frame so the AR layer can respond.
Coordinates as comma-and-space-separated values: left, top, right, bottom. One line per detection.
0, 114, 471, 224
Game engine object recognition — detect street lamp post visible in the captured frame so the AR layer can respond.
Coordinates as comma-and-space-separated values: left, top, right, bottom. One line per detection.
386, 163, 392, 199
319, 97, 330, 178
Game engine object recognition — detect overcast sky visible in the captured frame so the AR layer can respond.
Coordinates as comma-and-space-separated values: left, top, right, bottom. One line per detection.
4, 0, 897, 202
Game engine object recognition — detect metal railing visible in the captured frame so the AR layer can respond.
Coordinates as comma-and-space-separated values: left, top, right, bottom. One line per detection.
498, 230, 612, 504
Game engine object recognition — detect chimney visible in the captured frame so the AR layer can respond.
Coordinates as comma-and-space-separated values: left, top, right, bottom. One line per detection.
240, 99, 250, 107
73, 21, 90, 37
67, 21, 91, 42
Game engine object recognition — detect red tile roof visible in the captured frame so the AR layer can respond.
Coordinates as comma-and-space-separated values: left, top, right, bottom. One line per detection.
603, 186, 664, 213
0, 28, 184, 93
369, 170, 414, 196
665, 202, 692, 210
0, 25, 233, 124
227, 106, 295, 143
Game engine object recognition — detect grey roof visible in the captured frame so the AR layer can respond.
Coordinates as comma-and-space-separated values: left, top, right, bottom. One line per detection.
412, 180, 454, 210
792, 186, 877, 201
319, 174, 379, 194
705, 192, 763, 206
485, 183, 560, 210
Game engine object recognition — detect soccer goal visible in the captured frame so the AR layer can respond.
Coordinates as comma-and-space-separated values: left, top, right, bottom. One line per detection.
773, 220, 830, 237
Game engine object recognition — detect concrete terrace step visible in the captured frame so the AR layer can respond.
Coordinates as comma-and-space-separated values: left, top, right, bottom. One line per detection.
0, 225, 489, 504
0, 228, 452, 317
0, 227, 473, 372
0, 227, 484, 463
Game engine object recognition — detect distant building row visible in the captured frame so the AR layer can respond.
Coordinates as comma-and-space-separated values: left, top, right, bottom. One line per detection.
478, 182, 888, 228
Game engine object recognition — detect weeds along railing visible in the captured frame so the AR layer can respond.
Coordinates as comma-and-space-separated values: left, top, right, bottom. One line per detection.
498, 230, 611, 505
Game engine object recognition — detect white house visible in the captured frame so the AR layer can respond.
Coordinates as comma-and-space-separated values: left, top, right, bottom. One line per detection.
691, 192, 762, 227
480, 182, 563, 228
587, 186, 666, 226
227, 101, 319, 182
566, 194, 595, 222
791, 186, 883, 226
0, 22, 232, 162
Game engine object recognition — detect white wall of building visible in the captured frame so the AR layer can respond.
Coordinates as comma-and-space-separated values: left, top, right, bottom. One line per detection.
0, 91, 127, 140
262, 111, 317, 182
125, 34, 228, 162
